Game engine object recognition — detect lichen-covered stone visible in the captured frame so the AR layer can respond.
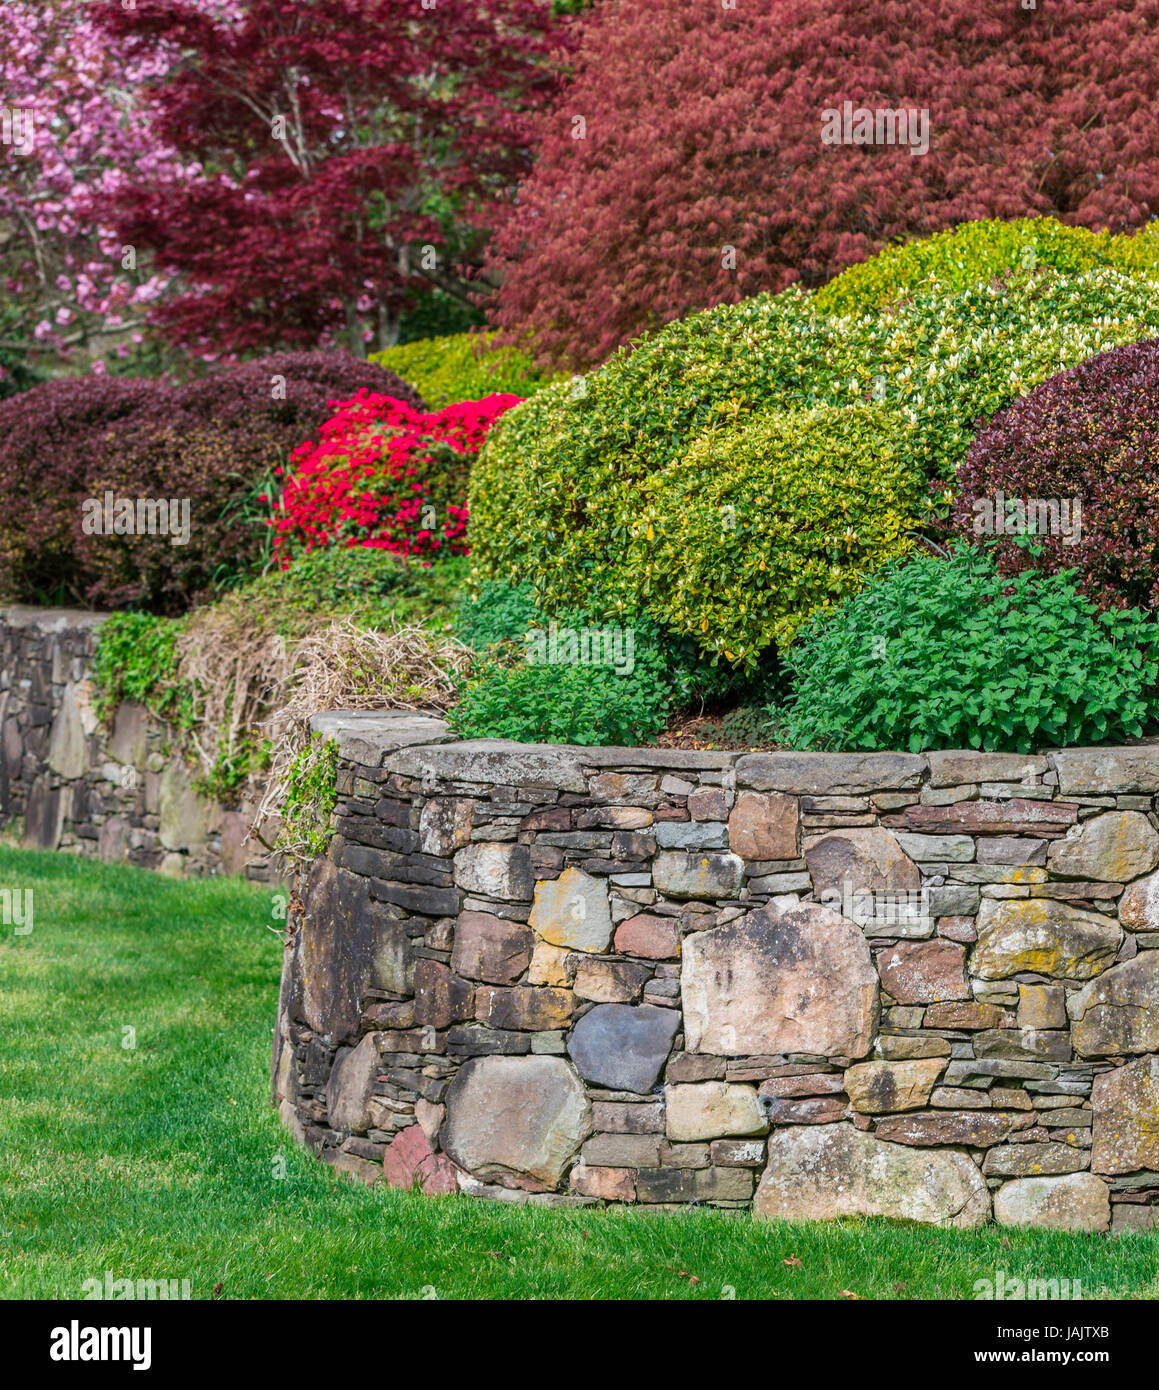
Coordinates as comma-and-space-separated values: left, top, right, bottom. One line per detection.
981, 1143, 1087, 1177
1118, 870, 1159, 932
843, 1058, 947, 1114
1046, 811, 1159, 883
1091, 1055, 1159, 1174
652, 850, 744, 900
754, 1123, 990, 1227
971, 898, 1120, 980
681, 902, 878, 1058
441, 1055, 591, 1189
993, 1174, 1110, 1232
419, 797, 474, 857
452, 842, 533, 900
665, 1081, 767, 1141
1069, 952, 1159, 1057
567, 1003, 678, 1093
877, 939, 970, 1004
528, 867, 613, 952
528, 940, 574, 986
737, 751, 925, 795
1049, 745, 1159, 795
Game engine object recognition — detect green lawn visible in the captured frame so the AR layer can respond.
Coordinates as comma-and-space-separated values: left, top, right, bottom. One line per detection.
1, 844, 1156, 1301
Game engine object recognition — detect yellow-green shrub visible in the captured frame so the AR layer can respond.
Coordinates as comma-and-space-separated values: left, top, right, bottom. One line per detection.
472, 237, 1159, 668
641, 405, 921, 661
370, 332, 558, 407
814, 217, 1158, 317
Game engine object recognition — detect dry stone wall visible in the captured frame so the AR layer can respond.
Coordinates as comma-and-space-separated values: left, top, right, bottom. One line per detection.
274, 711, 1159, 1232
0, 606, 271, 879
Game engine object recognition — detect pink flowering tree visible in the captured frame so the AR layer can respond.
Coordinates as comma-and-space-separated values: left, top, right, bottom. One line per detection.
1, 3, 172, 382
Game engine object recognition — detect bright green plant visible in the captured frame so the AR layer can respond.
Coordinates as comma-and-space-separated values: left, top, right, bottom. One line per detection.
450, 653, 673, 746
453, 580, 540, 651
370, 332, 558, 407
278, 734, 339, 859
91, 611, 189, 725
777, 547, 1159, 754
241, 546, 470, 637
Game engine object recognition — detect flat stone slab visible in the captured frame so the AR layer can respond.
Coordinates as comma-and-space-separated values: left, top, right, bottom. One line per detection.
681, 901, 878, 1058
737, 751, 926, 795
385, 739, 588, 791
754, 1123, 990, 1227
310, 711, 453, 766
1049, 742, 1159, 795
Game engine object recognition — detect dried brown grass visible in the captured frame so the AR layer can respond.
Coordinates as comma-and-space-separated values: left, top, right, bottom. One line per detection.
174, 600, 470, 846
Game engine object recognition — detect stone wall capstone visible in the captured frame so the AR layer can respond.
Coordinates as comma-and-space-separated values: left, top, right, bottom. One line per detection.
0, 606, 272, 879
273, 710, 1159, 1232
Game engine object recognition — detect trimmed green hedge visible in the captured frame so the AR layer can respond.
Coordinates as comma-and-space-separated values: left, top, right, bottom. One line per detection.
813, 218, 1133, 316
369, 332, 558, 407
641, 404, 920, 660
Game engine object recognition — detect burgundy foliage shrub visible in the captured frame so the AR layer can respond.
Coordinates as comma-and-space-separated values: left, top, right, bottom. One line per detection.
0, 375, 163, 603
0, 351, 423, 612
492, 0, 1159, 369
950, 339, 1159, 613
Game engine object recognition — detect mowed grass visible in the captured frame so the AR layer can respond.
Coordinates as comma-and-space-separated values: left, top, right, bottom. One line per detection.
1, 845, 1157, 1301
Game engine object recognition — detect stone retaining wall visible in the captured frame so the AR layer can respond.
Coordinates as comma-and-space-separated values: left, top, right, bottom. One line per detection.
0, 606, 272, 879
273, 710, 1159, 1232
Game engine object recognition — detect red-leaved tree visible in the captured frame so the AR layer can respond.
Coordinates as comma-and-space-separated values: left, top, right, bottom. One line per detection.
491, 0, 1159, 369
95, 0, 567, 357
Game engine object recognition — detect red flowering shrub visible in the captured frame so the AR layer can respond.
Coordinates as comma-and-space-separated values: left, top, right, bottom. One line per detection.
272, 392, 522, 563
949, 339, 1159, 613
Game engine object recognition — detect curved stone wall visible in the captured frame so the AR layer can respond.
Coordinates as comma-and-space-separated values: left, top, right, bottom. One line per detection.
0, 606, 273, 879
272, 710, 1159, 1232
